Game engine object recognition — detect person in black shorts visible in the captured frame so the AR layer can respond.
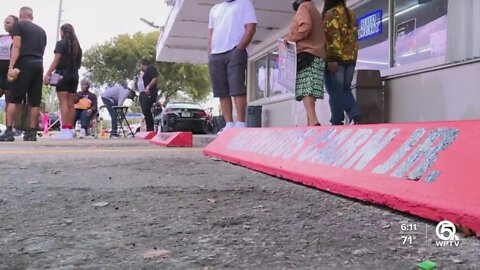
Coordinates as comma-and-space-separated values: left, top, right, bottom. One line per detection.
138, 59, 158, 132
0, 15, 19, 125
44, 23, 82, 139
0, 7, 46, 142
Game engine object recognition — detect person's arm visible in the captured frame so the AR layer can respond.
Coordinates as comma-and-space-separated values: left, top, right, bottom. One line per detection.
43, 53, 61, 83
207, 8, 214, 55
145, 78, 158, 92
73, 92, 81, 104
7, 36, 21, 77
90, 93, 98, 111
207, 28, 213, 56
145, 66, 159, 95
324, 9, 342, 72
285, 5, 312, 43
236, 2, 257, 50
236, 24, 256, 50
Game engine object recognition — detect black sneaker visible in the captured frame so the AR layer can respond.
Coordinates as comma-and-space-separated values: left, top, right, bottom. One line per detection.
0, 130, 15, 142
349, 116, 361, 125
23, 130, 37, 141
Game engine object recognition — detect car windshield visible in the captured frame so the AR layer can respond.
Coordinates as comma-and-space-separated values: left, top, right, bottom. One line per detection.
167, 103, 203, 110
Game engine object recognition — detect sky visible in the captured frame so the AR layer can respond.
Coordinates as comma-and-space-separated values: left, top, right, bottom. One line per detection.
1, 1, 220, 115
2, 0, 171, 73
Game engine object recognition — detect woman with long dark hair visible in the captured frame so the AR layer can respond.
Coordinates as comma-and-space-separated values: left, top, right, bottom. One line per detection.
284, 0, 326, 126
322, 0, 360, 125
44, 23, 82, 139
0, 15, 19, 124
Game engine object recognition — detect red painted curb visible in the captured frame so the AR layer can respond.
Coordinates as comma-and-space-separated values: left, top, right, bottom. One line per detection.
150, 132, 193, 147
203, 122, 480, 236
135, 131, 157, 140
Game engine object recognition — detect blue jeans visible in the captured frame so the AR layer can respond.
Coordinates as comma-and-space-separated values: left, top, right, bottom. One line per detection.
74, 109, 92, 129
102, 97, 118, 134
325, 63, 360, 125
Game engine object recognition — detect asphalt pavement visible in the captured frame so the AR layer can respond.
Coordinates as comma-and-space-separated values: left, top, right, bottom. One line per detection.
0, 138, 478, 269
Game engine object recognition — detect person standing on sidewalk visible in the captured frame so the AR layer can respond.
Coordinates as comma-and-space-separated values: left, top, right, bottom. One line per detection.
138, 59, 158, 132
0, 7, 46, 142
44, 23, 83, 139
284, 0, 326, 126
207, 0, 257, 132
100, 84, 136, 138
323, 0, 360, 125
0, 15, 19, 124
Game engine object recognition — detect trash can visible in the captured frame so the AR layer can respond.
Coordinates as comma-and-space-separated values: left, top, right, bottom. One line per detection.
246, 105, 262, 127
213, 116, 226, 133
352, 70, 384, 124
160, 113, 176, 132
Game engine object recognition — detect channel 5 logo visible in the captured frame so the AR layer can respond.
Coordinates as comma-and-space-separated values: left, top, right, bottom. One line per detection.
435, 220, 460, 247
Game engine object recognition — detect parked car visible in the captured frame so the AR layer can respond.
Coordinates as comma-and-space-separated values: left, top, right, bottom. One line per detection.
160, 102, 212, 134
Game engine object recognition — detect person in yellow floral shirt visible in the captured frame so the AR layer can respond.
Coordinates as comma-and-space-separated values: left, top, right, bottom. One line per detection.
322, 0, 360, 125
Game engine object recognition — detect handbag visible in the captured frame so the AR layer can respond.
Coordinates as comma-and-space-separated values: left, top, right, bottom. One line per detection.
297, 52, 315, 72
48, 73, 63, 86
74, 98, 92, 110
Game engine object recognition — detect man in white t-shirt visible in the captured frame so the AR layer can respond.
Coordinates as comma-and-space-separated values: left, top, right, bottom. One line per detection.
208, 0, 257, 132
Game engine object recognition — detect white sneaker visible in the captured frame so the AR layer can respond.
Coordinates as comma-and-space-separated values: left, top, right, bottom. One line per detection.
217, 122, 234, 135
234, 122, 246, 128
51, 129, 74, 140
79, 128, 86, 139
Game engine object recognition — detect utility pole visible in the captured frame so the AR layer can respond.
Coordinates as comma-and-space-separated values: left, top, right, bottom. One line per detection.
50, 0, 63, 112
56, 0, 63, 41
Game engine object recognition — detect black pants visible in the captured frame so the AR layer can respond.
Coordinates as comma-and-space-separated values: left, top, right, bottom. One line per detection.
139, 92, 156, 131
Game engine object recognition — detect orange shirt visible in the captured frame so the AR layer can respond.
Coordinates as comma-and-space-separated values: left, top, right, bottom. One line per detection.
286, 1, 326, 58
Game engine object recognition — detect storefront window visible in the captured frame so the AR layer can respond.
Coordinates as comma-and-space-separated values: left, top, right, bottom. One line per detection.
353, 0, 390, 70
252, 56, 267, 100
394, 0, 448, 66
268, 49, 291, 97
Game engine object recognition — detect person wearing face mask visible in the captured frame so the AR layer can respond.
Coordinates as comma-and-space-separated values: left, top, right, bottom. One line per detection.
0, 15, 19, 125
208, 0, 257, 133
284, 0, 326, 126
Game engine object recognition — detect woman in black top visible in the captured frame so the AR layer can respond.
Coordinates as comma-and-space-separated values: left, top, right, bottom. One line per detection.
44, 23, 82, 139
0, 15, 18, 116
138, 59, 159, 132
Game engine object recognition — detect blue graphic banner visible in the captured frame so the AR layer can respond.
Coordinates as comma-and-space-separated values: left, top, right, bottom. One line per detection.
357, 9, 383, 41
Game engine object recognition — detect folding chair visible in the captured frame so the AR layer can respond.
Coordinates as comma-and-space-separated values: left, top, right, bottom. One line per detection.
113, 106, 135, 138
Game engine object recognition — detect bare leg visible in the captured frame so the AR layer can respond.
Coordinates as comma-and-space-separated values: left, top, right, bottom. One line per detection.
234, 95, 247, 122
68, 93, 76, 126
220, 97, 233, 123
302, 96, 320, 126
30, 107, 40, 129
5, 102, 9, 124
57, 91, 72, 126
6, 103, 16, 126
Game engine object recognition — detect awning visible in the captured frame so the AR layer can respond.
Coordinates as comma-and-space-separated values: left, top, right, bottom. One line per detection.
156, 0, 297, 64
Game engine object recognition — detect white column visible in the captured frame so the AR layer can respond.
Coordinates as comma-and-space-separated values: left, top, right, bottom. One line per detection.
446, 0, 480, 62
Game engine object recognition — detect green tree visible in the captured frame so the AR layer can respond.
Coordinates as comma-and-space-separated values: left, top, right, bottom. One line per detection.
83, 32, 211, 105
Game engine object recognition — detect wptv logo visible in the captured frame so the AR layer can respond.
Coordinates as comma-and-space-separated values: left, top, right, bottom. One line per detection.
435, 220, 460, 247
